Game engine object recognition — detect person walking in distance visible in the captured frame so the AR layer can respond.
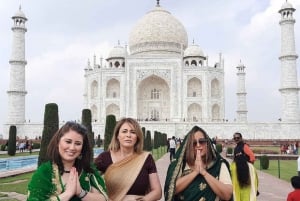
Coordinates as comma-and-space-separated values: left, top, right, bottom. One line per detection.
233, 132, 255, 164
169, 136, 176, 162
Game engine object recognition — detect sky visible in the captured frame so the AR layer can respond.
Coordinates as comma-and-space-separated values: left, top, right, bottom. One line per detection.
0, 0, 300, 134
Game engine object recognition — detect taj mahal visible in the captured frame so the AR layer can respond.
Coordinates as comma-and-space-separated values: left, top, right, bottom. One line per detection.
3, 1, 300, 140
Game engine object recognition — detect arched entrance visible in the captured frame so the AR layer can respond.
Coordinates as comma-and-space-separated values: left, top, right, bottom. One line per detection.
137, 75, 170, 121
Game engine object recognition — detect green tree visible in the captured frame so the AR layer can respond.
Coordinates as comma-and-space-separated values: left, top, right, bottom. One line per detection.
104, 115, 116, 151
162, 133, 168, 146
153, 131, 159, 149
142, 127, 146, 150
81, 109, 94, 148
96, 134, 101, 147
7, 125, 17, 156
145, 130, 152, 151
38, 103, 59, 166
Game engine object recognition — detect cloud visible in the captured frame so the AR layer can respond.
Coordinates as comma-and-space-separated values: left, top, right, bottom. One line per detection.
0, 0, 300, 135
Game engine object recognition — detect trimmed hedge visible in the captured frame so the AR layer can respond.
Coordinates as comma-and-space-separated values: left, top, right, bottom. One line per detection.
104, 115, 116, 151
82, 109, 94, 147
38, 103, 59, 166
7, 125, 17, 156
260, 155, 270, 169
227, 147, 233, 155
216, 143, 223, 153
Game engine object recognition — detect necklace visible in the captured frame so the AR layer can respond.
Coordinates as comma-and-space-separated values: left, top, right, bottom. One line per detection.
63, 170, 70, 173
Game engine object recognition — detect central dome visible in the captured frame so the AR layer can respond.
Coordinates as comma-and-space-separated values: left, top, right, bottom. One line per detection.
129, 5, 188, 55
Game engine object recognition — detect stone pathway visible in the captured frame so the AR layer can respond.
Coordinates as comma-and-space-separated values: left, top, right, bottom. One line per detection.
0, 192, 26, 201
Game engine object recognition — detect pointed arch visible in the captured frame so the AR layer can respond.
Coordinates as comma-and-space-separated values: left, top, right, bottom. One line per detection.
106, 104, 120, 119
115, 61, 120, 68
106, 78, 120, 98
187, 103, 202, 122
91, 80, 98, 99
211, 78, 220, 98
212, 104, 220, 122
137, 75, 170, 121
187, 77, 202, 97
191, 60, 197, 66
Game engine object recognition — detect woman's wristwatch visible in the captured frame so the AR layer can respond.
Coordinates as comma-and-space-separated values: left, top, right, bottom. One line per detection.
78, 189, 88, 199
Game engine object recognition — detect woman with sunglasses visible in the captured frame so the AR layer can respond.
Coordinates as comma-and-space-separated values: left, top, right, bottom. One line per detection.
164, 126, 233, 201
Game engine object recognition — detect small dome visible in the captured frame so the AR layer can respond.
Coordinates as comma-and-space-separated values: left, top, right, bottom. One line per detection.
107, 45, 127, 59
236, 60, 246, 71
237, 61, 245, 68
129, 5, 188, 55
184, 44, 205, 58
281, 2, 294, 10
12, 7, 27, 20
279, 1, 295, 13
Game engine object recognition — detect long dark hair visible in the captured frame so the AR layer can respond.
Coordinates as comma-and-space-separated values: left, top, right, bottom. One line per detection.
234, 153, 250, 187
47, 121, 93, 174
185, 126, 215, 166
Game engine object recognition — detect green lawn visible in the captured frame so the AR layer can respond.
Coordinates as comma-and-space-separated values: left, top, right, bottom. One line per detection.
252, 146, 280, 153
254, 159, 297, 182
151, 146, 167, 160
0, 172, 33, 195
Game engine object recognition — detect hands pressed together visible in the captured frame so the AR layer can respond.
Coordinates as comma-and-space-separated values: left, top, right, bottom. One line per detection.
193, 150, 207, 177
64, 167, 84, 199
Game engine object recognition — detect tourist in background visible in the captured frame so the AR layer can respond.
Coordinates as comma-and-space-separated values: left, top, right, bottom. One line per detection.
169, 136, 176, 162
233, 132, 255, 163
28, 140, 33, 154
27, 121, 108, 201
164, 126, 232, 201
231, 151, 258, 201
19, 141, 25, 152
95, 117, 162, 201
286, 176, 300, 201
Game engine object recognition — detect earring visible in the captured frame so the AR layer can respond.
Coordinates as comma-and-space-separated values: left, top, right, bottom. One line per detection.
77, 154, 82, 160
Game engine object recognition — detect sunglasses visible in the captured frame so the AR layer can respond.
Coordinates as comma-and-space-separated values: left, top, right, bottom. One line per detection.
193, 138, 208, 146
233, 137, 241, 140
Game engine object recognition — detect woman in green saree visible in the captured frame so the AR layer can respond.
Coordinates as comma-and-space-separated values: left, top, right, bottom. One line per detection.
164, 126, 233, 201
27, 121, 108, 201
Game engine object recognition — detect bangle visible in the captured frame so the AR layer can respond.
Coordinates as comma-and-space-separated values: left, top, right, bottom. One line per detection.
78, 189, 88, 199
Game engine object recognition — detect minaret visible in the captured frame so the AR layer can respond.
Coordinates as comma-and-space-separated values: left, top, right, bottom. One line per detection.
278, 1, 300, 122
236, 61, 248, 122
7, 6, 27, 125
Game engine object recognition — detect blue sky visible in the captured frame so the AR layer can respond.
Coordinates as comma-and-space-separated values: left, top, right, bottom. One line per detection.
0, 0, 300, 134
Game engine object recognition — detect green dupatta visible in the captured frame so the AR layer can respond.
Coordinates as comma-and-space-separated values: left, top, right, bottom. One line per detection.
27, 161, 108, 201
164, 126, 232, 201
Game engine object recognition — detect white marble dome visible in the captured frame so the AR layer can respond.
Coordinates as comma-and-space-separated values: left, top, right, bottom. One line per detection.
184, 44, 204, 58
129, 5, 188, 55
107, 45, 127, 59
13, 8, 27, 19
